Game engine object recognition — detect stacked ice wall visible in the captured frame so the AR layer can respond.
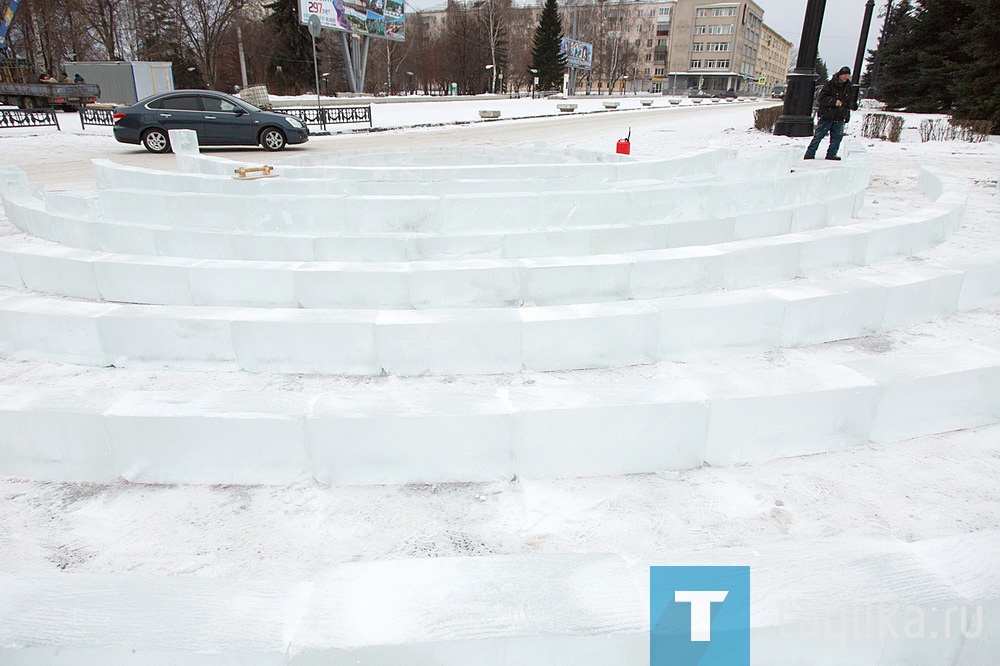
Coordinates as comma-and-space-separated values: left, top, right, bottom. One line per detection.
1, 133, 999, 663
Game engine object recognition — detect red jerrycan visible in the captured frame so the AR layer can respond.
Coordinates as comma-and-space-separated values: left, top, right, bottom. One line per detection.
616, 128, 631, 155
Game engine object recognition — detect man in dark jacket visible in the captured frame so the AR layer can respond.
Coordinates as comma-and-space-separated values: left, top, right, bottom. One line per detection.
804, 66, 853, 161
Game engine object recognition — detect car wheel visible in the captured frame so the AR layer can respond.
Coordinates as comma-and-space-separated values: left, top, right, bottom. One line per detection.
142, 128, 171, 153
260, 127, 286, 151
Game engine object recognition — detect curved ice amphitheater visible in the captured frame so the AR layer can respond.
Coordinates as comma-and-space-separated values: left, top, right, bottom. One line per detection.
1, 128, 999, 663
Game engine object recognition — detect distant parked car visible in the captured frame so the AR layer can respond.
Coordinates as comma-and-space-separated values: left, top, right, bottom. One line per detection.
771, 85, 786, 99
713, 89, 739, 99
688, 89, 712, 99
113, 90, 309, 153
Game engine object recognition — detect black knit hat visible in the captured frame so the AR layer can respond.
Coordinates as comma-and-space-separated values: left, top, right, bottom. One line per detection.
837, 66, 851, 76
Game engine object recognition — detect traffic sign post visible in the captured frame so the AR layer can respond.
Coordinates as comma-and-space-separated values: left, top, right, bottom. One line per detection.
308, 15, 326, 131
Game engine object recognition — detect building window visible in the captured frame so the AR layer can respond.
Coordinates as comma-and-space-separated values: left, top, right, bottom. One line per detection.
647, 39, 653, 47
655, 67, 664, 75
712, 7, 737, 17
645, 68, 651, 75
695, 8, 709, 17
635, 38, 640, 45
691, 42, 703, 51
658, 39, 668, 46
659, 7, 670, 16
708, 24, 734, 34
691, 59, 702, 69
708, 42, 731, 52
693, 25, 706, 34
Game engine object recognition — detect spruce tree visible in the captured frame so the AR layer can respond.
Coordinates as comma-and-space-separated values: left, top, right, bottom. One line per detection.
863, 0, 912, 94
815, 56, 829, 82
264, 0, 320, 94
952, 0, 1000, 126
530, 0, 566, 91
880, 0, 972, 113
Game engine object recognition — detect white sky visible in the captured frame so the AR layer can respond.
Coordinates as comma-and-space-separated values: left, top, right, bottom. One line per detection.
401, 0, 888, 79
757, 0, 886, 75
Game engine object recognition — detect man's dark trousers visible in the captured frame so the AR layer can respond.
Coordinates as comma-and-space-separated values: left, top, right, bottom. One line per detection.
805, 119, 845, 159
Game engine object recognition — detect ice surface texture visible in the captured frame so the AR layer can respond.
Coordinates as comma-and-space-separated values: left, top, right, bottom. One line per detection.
0, 530, 997, 664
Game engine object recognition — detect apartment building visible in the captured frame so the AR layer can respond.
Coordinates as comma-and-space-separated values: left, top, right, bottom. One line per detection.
666, 0, 765, 94
757, 23, 793, 93
413, 0, 787, 95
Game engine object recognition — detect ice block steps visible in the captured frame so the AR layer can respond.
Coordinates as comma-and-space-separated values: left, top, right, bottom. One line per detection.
1, 184, 862, 262
168, 143, 788, 185
2, 340, 999, 485
0, 248, 997, 375
0, 179, 962, 309
94, 146, 750, 195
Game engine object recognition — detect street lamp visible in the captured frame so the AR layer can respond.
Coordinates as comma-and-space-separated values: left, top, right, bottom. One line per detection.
529, 68, 538, 99
406, 71, 414, 95
852, 0, 876, 107
322, 72, 330, 96
485, 64, 495, 94
774, 0, 827, 137
622, 74, 629, 96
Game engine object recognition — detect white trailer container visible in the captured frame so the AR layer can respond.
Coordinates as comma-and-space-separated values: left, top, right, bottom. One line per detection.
61, 61, 174, 105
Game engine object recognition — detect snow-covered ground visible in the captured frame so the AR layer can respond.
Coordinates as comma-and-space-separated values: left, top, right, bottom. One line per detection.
1, 96, 999, 662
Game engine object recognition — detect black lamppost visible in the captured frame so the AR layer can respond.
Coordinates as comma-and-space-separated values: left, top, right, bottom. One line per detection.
852, 0, 876, 106
774, 0, 827, 137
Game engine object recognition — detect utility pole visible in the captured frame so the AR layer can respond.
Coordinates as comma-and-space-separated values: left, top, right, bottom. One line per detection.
236, 24, 249, 89
568, 5, 578, 95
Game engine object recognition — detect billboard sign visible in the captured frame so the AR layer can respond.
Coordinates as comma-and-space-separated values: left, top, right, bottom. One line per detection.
298, 0, 404, 41
560, 38, 593, 70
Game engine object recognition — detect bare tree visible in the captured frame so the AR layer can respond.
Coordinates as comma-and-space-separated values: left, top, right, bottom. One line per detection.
6, 0, 96, 77
78, 0, 126, 59
400, 12, 437, 93
442, 0, 488, 93
579, 0, 639, 93
169, 0, 244, 88
476, 0, 510, 92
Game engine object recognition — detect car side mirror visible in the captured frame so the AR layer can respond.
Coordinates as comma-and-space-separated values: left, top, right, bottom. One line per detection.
233, 107, 246, 116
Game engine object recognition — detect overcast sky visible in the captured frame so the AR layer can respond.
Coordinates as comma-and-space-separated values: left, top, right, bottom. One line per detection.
758, 0, 886, 74
402, 0, 888, 78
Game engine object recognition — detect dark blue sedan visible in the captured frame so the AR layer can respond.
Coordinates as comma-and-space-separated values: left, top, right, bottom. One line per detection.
113, 90, 309, 153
